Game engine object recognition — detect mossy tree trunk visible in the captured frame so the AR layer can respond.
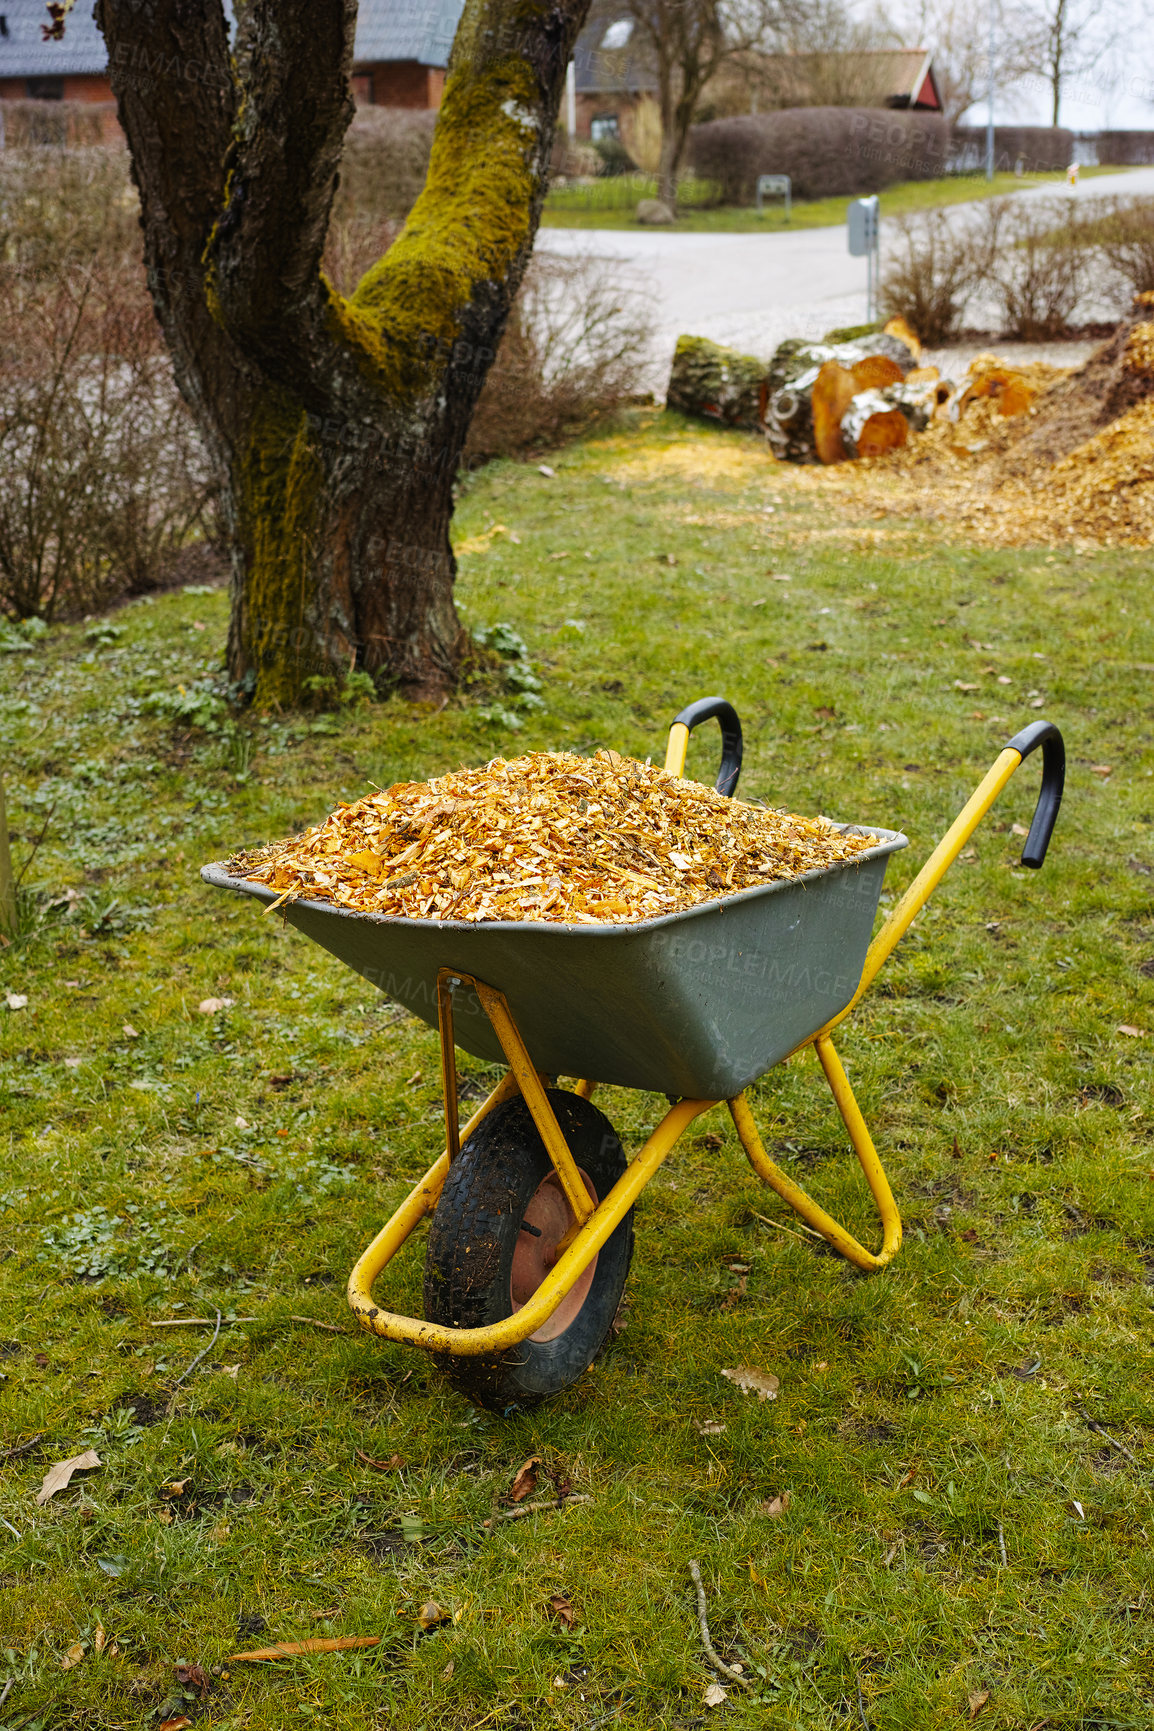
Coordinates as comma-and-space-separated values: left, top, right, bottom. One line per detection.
96, 0, 590, 706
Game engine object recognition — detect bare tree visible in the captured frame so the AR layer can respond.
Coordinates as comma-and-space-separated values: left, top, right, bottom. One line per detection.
892, 0, 1039, 126
89, 0, 590, 707
1021, 0, 1117, 125
610, 0, 775, 208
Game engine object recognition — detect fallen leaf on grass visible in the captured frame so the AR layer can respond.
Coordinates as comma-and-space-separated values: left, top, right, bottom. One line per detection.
226, 1637, 381, 1662
721, 1367, 780, 1401
234, 1115, 249, 1129
36, 1449, 101, 1505
1011, 822, 1029, 837
174, 1661, 211, 1695
547, 1594, 577, 1629
93, 1624, 106, 1653
441, 1660, 455, 1680
219, 1364, 239, 1380
418, 1600, 450, 1630
158, 1719, 194, 1731
693, 1419, 726, 1436
759, 1492, 792, 1517
60, 1641, 86, 1670
5, 992, 28, 1010
1117, 1024, 1144, 1038
355, 1448, 402, 1472
509, 1454, 541, 1503
198, 997, 234, 1014
122, 1023, 139, 1039
968, 1688, 990, 1718
64, 1056, 82, 1068
769, 571, 791, 581
954, 681, 980, 692
538, 464, 556, 478
1089, 765, 1113, 778
704, 1681, 728, 1707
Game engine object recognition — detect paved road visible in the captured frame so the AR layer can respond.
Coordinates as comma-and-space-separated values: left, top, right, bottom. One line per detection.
535, 166, 1154, 393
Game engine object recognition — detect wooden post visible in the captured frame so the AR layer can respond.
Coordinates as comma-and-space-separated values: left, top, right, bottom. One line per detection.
0, 771, 15, 938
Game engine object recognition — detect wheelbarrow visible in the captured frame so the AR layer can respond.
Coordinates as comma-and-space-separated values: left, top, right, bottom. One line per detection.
202, 699, 1064, 1409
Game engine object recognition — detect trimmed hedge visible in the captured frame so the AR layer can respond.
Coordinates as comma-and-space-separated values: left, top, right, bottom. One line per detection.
0, 99, 120, 148
687, 107, 949, 204
1095, 131, 1154, 166
948, 126, 1073, 174
333, 107, 437, 224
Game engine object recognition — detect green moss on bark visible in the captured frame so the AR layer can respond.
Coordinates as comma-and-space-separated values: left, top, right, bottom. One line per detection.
325, 57, 540, 400
237, 384, 326, 708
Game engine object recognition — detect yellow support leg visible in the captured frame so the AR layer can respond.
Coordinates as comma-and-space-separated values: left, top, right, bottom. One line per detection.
729, 1034, 901, 1272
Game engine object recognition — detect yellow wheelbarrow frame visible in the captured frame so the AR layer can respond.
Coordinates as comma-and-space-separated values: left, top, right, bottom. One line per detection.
347, 712, 1065, 1357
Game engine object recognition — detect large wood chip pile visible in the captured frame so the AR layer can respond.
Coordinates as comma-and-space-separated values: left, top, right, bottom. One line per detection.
230, 750, 876, 925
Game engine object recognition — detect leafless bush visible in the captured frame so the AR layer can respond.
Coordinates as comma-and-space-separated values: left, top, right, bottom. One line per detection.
464, 254, 652, 464
880, 210, 977, 344
0, 150, 216, 622
1094, 197, 1154, 295
0, 145, 139, 280
0, 99, 120, 149
689, 108, 949, 204
977, 198, 1091, 340
330, 108, 437, 227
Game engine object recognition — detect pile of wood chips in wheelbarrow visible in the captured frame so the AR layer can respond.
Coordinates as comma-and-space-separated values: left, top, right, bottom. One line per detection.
230, 749, 875, 925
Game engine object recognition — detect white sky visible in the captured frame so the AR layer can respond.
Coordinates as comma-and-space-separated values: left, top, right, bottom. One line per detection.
850, 0, 1154, 130
962, 40, 1154, 131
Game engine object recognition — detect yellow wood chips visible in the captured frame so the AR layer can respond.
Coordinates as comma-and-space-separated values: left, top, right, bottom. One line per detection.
230, 749, 876, 925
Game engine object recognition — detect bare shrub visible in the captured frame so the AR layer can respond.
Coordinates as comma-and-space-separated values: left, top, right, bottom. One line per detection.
463, 254, 652, 464
330, 108, 436, 226
977, 198, 1090, 340
0, 149, 216, 622
1095, 197, 1154, 296
880, 210, 976, 344
689, 108, 949, 204
0, 99, 120, 149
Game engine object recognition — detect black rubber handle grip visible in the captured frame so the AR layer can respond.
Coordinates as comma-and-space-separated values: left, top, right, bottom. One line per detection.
1004, 719, 1065, 868
672, 696, 743, 797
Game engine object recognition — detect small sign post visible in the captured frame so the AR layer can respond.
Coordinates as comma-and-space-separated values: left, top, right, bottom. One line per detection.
756, 174, 791, 220
847, 195, 880, 320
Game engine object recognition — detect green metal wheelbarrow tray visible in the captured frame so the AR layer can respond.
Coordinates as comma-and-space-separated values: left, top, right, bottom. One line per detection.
202, 698, 1064, 1408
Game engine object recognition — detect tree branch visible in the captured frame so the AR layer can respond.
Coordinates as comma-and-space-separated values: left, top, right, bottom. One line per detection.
207, 0, 357, 376
97, 0, 248, 441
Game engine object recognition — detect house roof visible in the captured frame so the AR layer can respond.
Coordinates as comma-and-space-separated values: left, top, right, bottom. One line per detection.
573, 14, 659, 98
749, 47, 942, 112
0, 0, 467, 80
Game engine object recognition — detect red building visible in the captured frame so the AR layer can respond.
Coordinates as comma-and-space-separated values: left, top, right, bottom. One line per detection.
0, 0, 463, 112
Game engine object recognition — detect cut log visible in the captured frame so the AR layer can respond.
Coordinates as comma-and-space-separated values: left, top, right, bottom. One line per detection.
763, 332, 918, 462
958, 357, 1041, 419
842, 392, 910, 458
841, 379, 935, 459
852, 355, 906, 393
666, 335, 768, 430
811, 362, 858, 464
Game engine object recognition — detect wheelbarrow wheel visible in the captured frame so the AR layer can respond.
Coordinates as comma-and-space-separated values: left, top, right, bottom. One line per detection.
423, 1090, 633, 1411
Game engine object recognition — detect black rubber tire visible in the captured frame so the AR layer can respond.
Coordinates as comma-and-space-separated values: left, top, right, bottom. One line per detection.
423, 1091, 633, 1411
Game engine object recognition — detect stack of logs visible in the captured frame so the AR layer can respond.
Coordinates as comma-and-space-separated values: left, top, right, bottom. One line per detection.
666, 321, 1006, 464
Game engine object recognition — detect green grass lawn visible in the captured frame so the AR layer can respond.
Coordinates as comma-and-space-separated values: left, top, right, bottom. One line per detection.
541, 168, 1125, 231
2, 410, 1153, 1729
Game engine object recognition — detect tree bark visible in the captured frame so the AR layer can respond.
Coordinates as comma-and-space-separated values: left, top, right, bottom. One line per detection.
96, 0, 590, 706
